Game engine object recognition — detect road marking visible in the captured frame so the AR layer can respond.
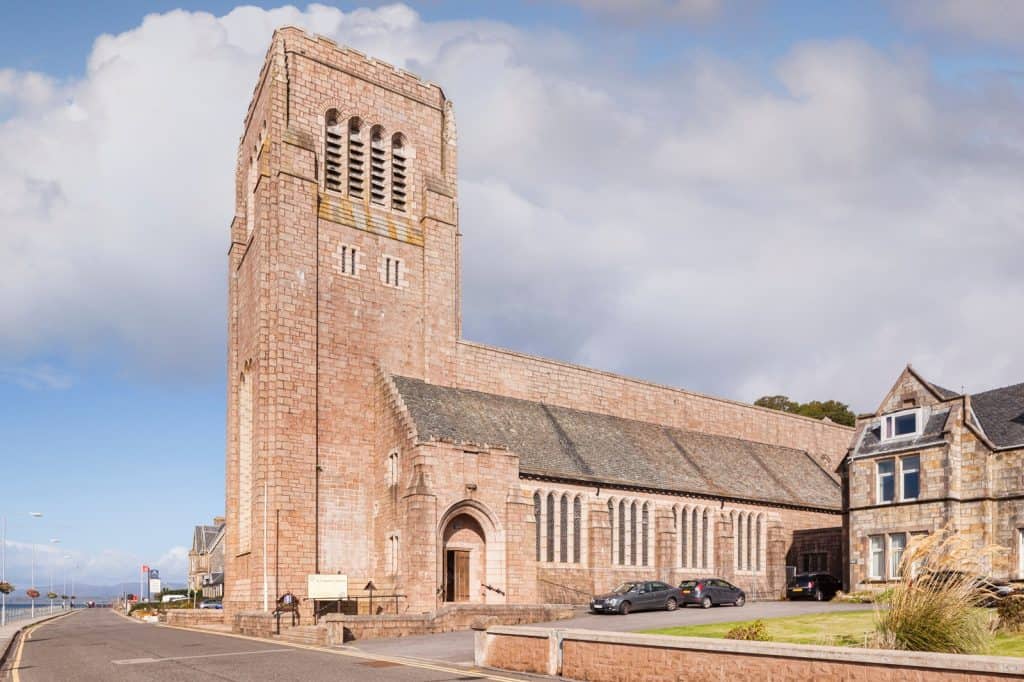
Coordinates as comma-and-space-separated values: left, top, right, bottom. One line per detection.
112, 648, 293, 665
10, 611, 78, 682
159, 622, 528, 682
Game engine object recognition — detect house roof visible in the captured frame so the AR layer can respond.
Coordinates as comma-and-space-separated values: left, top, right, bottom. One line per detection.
192, 523, 224, 555
971, 382, 1024, 449
391, 375, 841, 511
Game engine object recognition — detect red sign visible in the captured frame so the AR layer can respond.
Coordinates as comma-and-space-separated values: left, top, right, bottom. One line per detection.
142, 564, 149, 572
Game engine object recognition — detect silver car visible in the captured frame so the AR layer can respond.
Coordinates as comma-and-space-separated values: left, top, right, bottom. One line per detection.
589, 580, 683, 615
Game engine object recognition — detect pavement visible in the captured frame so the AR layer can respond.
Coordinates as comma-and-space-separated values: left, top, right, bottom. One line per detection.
0, 608, 543, 681
351, 600, 875, 664
0, 611, 77, 673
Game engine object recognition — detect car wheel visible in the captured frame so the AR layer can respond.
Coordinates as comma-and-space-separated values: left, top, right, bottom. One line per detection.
619, 601, 631, 615
735, 595, 745, 607
701, 596, 712, 609
665, 598, 678, 612
814, 589, 824, 602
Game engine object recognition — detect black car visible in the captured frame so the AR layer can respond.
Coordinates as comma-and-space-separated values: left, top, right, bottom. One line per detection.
786, 572, 841, 601
589, 580, 684, 615
915, 570, 1012, 606
678, 578, 745, 608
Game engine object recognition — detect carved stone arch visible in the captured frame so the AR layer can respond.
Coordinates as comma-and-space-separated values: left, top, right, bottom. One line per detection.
437, 499, 505, 604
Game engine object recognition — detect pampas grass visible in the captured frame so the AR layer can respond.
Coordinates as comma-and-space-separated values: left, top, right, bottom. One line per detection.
870, 525, 1003, 654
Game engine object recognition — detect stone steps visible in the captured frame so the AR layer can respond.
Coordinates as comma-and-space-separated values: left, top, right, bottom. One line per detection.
274, 624, 327, 646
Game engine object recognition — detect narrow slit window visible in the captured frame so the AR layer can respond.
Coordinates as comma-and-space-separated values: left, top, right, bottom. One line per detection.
573, 496, 581, 564
370, 126, 386, 206
559, 495, 568, 563
324, 110, 343, 192
533, 492, 542, 562
546, 493, 555, 562
347, 117, 365, 198
391, 134, 407, 211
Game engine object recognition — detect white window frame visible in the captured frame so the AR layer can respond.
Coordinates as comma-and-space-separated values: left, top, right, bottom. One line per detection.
881, 407, 922, 442
869, 535, 885, 579
889, 533, 907, 579
876, 458, 895, 504
900, 455, 920, 502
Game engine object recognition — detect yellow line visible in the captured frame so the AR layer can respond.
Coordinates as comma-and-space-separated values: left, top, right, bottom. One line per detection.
10, 611, 77, 682
159, 622, 527, 682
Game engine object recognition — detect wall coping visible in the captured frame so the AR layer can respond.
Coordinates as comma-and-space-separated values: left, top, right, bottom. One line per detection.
485, 626, 1024, 675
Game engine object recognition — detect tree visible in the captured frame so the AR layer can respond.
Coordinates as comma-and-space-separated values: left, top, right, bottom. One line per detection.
754, 395, 855, 427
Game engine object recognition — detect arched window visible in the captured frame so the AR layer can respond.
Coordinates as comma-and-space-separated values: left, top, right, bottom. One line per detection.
691, 508, 699, 568
641, 503, 650, 567
347, 117, 365, 198
546, 493, 555, 562
629, 502, 638, 566
746, 514, 753, 571
755, 514, 763, 572
559, 494, 569, 563
533, 492, 542, 561
680, 508, 688, 567
607, 499, 615, 564
573, 496, 582, 564
324, 110, 343, 192
736, 513, 744, 570
391, 133, 407, 211
701, 509, 709, 569
370, 125, 386, 206
618, 500, 626, 565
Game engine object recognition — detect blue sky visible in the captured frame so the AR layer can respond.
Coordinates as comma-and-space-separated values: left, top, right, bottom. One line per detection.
1, 1, 1022, 586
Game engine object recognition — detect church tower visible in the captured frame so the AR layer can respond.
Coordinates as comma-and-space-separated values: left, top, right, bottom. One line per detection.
225, 28, 459, 614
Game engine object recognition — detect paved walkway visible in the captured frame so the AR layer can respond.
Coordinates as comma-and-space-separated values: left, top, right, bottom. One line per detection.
1, 610, 79, 670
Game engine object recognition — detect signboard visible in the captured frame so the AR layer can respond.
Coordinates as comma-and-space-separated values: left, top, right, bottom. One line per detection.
307, 574, 348, 600
149, 579, 162, 596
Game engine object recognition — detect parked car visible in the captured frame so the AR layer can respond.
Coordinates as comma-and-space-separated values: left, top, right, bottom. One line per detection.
678, 578, 745, 608
786, 572, 842, 601
589, 581, 683, 615
161, 594, 189, 604
199, 600, 223, 610
914, 570, 1012, 606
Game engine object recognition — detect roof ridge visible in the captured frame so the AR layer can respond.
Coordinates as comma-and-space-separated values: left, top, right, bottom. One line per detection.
972, 380, 1024, 398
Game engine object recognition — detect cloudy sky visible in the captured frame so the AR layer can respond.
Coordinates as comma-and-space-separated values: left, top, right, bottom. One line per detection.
1, 0, 1022, 587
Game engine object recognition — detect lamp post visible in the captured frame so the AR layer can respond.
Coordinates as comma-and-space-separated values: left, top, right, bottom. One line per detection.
29, 512, 42, 618
2, 516, 7, 627
49, 539, 60, 614
62, 554, 71, 610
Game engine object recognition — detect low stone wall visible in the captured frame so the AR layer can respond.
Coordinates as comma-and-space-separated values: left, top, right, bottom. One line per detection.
165, 609, 225, 627
324, 603, 574, 643
232, 611, 275, 638
476, 626, 1024, 681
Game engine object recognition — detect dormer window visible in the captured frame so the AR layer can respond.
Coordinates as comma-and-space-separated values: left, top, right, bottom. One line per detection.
882, 408, 921, 441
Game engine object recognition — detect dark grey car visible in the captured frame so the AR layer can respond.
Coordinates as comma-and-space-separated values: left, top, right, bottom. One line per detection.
589, 580, 683, 615
678, 578, 746, 608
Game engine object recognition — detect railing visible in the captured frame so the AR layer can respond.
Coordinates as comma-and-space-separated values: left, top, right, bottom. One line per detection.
1, 602, 80, 627
536, 577, 593, 603
312, 594, 408, 624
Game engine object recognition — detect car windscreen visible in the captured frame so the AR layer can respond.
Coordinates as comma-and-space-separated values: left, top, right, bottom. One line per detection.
611, 582, 637, 594
789, 575, 817, 587
679, 580, 699, 589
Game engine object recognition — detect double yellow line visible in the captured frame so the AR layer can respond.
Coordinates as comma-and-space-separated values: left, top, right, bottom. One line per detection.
9, 611, 78, 682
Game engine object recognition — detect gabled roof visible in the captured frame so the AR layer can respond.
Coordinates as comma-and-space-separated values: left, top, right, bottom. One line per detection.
971, 382, 1024, 449
391, 375, 841, 511
192, 523, 224, 555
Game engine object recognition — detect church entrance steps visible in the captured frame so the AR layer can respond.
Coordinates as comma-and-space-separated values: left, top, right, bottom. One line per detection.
321, 603, 575, 643
273, 624, 328, 647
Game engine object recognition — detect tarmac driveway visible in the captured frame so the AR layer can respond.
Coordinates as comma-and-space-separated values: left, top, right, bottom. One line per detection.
347, 601, 874, 666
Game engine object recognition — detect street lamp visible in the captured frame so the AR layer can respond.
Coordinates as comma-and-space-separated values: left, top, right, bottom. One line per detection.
49, 539, 60, 614
29, 512, 43, 618
62, 554, 71, 610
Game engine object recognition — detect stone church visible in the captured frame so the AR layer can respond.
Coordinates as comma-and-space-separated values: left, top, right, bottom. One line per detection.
224, 28, 854, 618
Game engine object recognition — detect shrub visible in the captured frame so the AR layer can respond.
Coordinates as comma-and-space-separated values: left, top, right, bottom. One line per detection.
871, 526, 998, 655
998, 595, 1024, 633
725, 620, 770, 641
834, 590, 878, 604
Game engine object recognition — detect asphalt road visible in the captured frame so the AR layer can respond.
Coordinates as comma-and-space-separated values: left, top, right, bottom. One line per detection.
3, 609, 537, 682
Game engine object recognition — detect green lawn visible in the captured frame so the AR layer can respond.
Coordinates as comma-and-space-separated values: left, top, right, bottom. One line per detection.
643, 610, 1024, 657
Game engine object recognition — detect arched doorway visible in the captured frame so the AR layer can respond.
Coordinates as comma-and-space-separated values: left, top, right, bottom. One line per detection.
442, 513, 486, 602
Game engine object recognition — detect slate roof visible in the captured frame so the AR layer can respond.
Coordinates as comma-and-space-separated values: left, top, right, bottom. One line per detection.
972, 382, 1024, 449
929, 383, 961, 400
192, 524, 224, 555
855, 409, 950, 457
391, 376, 841, 511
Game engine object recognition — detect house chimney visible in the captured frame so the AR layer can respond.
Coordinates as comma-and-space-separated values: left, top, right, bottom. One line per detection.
214, 516, 226, 526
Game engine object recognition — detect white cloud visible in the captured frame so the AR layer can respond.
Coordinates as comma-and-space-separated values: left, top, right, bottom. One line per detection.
896, 0, 1024, 46
0, 4, 1022, 412
0, 364, 73, 390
